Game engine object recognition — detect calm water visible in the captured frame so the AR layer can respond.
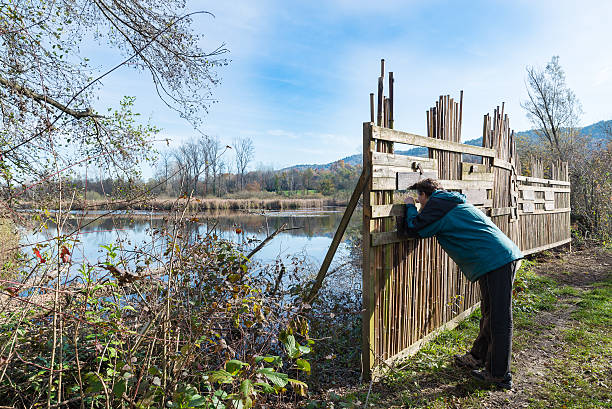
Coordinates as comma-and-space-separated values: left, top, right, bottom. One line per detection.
23, 208, 361, 271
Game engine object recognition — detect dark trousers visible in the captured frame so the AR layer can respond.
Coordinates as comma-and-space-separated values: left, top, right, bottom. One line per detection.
469, 260, 518, 378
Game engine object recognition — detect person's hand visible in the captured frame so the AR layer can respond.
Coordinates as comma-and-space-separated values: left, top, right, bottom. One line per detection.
404, 197, 415, 205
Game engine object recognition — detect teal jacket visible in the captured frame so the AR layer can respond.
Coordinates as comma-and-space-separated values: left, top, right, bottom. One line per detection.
405, 190, 523, 282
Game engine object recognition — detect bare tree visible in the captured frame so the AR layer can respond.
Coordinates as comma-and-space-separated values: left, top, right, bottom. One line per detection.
521, 56, 582, 161
200, 136, 222, 196
0, 1, 228, 204
155, 149, 174, 195
520, 56, 612, 240
234, 137, 254, 190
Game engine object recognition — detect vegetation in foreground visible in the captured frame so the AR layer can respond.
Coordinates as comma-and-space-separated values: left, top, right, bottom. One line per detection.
321, 246, 611, 409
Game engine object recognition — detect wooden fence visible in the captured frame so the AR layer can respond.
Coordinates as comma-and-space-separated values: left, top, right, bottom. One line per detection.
361, 61, 571, 378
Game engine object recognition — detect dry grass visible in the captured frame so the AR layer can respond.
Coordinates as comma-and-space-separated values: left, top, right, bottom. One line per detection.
0, 218, 19, 276
19, 196, 346, 211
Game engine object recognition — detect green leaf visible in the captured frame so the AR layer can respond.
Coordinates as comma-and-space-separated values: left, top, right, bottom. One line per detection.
189, 394, 208, 407
239, 379, 253, 398
254, 355, 282, 367
112, 379, 126, 398
296, 358, 311, 375
283, 334, 299, 358
257, 367, 288, 388
209, 369, 234, 384
253, 382, 276, 394
225, 359, 248, 375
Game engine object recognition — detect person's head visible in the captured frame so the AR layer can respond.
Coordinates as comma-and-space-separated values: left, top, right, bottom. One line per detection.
408, 178, 442, 207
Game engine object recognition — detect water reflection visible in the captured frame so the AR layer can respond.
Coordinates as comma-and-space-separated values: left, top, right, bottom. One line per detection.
23, 208, 361, 268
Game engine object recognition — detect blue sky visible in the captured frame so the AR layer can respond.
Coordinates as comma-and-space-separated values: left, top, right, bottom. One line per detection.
91, 0, 612, 174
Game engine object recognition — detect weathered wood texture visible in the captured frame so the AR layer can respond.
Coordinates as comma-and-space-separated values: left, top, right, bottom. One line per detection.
361, 71, 571, 379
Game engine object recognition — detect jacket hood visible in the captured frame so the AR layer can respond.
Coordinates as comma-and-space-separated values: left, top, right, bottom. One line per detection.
430, 189, 466, 204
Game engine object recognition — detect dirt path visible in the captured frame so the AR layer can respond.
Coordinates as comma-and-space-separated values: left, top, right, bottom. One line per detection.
329, 245, 611, 409
476, 246, 611, 408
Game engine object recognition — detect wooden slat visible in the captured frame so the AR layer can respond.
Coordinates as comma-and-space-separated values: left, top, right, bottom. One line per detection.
518, 185, 571, 193
372, 126, 496, 157
372, 204, 405, 218
373, 302, 481, 378
397, 171, 439, 189
516, 175, 570, 186
518, 207, 570, 215
373, 178, 494, 191
461, 162, 487, 174
518, 198, 546, 204
492, 157, 513, 171
373, 166, 438, 179
305, 166, 370, 303
440, 179, 494, 190
371, 231, 413, 246
461, 172, 494, 182
462, 189, 488, 205
522, 190, 535, 201
372, 177, 396, 190
522, 238, 572, 256
474, 199, 493, 208
490, 207, 514, 216
372, 152, 437, 168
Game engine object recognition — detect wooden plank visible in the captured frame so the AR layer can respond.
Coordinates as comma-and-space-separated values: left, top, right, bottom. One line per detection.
522, 238, 572, 256
371, 231, 413, 247
372, 177, 396, 190
372, 152, 437, 168
361, 122, 375, 377
490, 207, 514, 216
519, 185, 571, 193
522, 190, 535, 201
389, 177, 492, 191
544, 190, 555, 201
518, 198, 546, 204
462, 189, 488, 205
474, 199, 493, 209
544, 201, 555, 211
372, 126, 496, 157
516, 175, 570, 186
519, 207, 570, 215
373, 166, 406, 178
440, 180, 493, 190
372, 302, 481, 378
461, 162, 489, 174
492, 157, 513, 171
305, 166, 371, 304
522, 202, 535, 213
397, 171, 439, 189
461, 172, 494, 182
372, 204, 405, 218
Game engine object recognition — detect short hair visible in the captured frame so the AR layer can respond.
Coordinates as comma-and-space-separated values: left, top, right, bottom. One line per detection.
408, 178, 442, 197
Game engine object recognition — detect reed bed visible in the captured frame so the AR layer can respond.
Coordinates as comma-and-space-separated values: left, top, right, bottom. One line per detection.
19, 197, 345, 212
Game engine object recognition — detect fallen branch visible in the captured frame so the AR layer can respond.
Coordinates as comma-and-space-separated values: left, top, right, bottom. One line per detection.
246, 223, 301, 260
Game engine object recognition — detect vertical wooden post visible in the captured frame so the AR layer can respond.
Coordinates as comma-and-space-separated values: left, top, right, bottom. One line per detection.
362, 122, 375, 379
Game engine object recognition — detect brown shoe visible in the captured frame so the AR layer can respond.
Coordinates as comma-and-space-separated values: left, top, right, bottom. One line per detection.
454, 352, 484, 369
471, 369, 513, 390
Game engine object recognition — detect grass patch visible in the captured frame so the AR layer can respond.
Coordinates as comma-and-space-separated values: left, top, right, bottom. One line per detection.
341, 255, 612, 408
528, 277, 612, 409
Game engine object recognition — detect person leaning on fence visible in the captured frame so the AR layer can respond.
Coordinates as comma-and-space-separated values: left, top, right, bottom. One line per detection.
402, 178, 523, 390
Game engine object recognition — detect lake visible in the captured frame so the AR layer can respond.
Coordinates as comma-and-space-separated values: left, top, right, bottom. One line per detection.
23, 208, 361, 273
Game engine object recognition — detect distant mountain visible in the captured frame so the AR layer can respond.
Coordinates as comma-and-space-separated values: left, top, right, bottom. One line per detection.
516, 120, 611, 147
281, 120, 610, 172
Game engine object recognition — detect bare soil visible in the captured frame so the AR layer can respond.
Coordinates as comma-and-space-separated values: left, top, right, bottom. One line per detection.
464, 245, 611, 408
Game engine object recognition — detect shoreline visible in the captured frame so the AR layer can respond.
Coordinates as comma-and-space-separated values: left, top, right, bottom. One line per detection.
18, 196, 348, 212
